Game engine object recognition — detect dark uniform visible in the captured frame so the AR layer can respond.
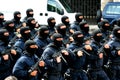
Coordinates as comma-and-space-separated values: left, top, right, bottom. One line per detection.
97, 19, 112, 66
4, 20, 16, 41
26, 17, 38, 37
0, 29, 12, 80
34, 26, 51, 57
55, 23, 70, 47
68, 31, 88, 80
13, 40, 44, 80
23, 8, 34, 22
47, 17, 56, 35
79, 21, 91, 38
42, 33, 72, 80
14, 27, 32, 56
85, 30, 110, 80
0, 12, 6, 29
61, 16, 73, 36
11, 11, 23, 31
70, 13, 84, 32
107, 27, 120, 80
98, 19, 112, 37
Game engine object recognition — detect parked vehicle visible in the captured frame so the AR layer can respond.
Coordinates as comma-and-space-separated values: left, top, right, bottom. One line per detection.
102, 2, 120, 25
0, 0, 76, 25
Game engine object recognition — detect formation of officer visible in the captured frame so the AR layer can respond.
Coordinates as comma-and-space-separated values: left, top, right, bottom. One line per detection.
0, 8, 120, 80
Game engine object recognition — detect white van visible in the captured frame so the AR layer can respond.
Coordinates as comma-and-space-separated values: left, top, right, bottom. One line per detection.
0, 0, 76, 25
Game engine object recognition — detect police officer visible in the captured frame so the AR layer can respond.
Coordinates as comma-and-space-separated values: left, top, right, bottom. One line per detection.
84, 30, 110, 80
11, 11, 23, 31
97, 20, 112, 65
47, 17, 56, 35
34, 26, 51, 57
23, 8, 34, 22
67, 31, 88, 80
106, 27, 120, 80
13, 40, 45, 80
0, 12, 6, 29
55, 23, 70, 47
70, 13, 84, 32
14, 27, 32, 56
61, 15, 73, 36
79, 21, 91, 38
4, 20, 16, 41
26, 17, 39, 37
41, 33, 71, 80
0, 29, 17, 80
98, 19, 112, 38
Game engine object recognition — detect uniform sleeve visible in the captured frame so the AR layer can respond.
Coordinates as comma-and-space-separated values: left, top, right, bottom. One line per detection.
14, 41, 24, 56
12, 57, 29, 79
86, 44, 99, 60
42, 47, 61, 69
108, 41, 118, 57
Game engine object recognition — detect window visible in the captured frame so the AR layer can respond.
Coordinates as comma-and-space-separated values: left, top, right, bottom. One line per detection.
47, 0, 64, 15
106, 5, 120, 14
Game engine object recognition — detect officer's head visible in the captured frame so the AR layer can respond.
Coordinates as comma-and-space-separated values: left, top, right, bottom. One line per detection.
26, 17, 36, 29
61, 16, 70, 25
4, 20, 15, 32
51, 33, 63, 47
79, 21, 89, 33
47, 17, 56, 27
75, 13, 83, 22
39, 26, 49, 39
26, 8, 34, 17
92, 29, 102, 42
72, 31, 84, 44
100, 19, 110, 30
0, 29, 9, 43
25, 40, 38, 55
13, 11, 21, 21
0, 12, 4, 21
56, 23, 67, 35
113, 27, 120, 39
20, 27, 31, 40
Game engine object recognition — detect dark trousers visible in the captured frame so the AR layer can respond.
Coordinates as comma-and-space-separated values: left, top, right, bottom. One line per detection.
109, 64, 120, 80
47, 73, 64, 80
70, 70, 88, 80
88, 69, 110, 80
